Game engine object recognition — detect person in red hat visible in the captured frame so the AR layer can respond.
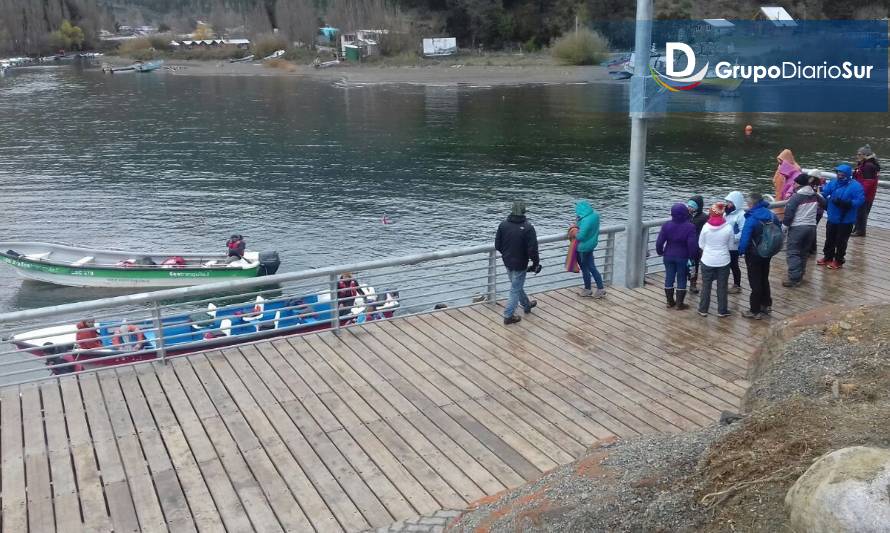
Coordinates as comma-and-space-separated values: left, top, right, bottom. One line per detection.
696, 202, 733, 318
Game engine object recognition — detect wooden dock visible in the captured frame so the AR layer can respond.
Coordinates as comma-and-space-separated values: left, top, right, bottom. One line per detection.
1, 229, 888, 532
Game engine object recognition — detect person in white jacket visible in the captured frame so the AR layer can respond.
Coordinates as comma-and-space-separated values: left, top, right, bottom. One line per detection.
723, 191, 747, 294
697, 203, 735, 317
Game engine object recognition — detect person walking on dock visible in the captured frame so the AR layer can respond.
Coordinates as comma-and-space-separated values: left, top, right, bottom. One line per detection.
687, 196, 708, 294
697, 203, 734, 318
495, 200, 540, 325
853, 144, 880, 237
818, 164, 865, 270
782, 174, 826, 287
738, 193, 783, 319
656, 203, 698, 310
574, 200, 606, 299
723, 191, 747, 294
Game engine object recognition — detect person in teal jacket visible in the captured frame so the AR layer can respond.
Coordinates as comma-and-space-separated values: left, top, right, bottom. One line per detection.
575, 200, 606, 298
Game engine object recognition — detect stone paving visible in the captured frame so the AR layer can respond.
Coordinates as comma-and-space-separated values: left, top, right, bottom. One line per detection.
364, 509, 464, 533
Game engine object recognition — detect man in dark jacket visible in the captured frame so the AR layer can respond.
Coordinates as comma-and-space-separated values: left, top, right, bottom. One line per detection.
853, 144, 880, 237
687, 196, 708, 293
495, 200, 540, 325
738, 193, 781, 320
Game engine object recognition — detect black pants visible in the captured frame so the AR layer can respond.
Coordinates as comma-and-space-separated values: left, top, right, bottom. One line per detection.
729, 250, 741, 287
854, 201, 873, 236
745, 254, 772, 313
823, 222, 854, 264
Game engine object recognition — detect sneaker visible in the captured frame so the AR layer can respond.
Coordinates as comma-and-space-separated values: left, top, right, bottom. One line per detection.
763, 306, 772, 315
523, 300, 537, 314
503, 315, 521, 325
697, 311, 708, 317
782, 279, 800, 288
827, 260, 843, 270
717, 311, 732, 318
728, 285, 742, 294
593, 289, 607, 299
579, 288, 593, 297
741, 310, 761, 320
816, 257, 830, 266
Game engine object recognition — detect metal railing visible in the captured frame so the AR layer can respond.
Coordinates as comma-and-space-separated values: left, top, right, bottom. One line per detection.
0, 224, 622, 386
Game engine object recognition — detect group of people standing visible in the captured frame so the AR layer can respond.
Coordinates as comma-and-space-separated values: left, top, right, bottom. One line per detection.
493, 146, 879, 325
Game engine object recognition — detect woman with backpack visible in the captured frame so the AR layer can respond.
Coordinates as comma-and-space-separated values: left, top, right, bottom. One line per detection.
738, 193, 783, 320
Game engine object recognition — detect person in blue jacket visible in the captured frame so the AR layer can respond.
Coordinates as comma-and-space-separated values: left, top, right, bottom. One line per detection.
817, 164, 866, 269
575, 200, 606, 298
738, 193, 781, 320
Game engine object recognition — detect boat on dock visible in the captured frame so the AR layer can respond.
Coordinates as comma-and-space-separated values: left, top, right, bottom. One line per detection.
11, 286, 399, 373
0, 242, 281, 288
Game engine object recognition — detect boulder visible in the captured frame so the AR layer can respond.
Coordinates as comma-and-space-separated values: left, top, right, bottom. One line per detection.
785, 446, 890, 533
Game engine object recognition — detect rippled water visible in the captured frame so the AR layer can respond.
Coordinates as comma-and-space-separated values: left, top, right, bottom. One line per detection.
1, 65, 886, 312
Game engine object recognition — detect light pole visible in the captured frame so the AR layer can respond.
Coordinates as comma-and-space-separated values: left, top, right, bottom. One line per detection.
625, 0, 653, 288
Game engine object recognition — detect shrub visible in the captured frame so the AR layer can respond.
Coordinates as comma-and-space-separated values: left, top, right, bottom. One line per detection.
551, 29, 610, 65
252, 33, 289, 59
377, 31, 417, 57
118, 38, 158, 60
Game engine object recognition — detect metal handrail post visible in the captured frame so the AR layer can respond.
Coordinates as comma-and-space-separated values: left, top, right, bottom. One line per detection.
152, 301, 167, 364
604, 231, 616, 285
487, 250, 498, 303
329, 272, 340, 334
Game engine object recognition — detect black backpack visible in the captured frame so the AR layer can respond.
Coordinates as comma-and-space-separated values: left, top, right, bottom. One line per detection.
755, 219, 784, 258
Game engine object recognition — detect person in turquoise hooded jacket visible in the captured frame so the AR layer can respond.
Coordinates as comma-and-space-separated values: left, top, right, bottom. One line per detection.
575, 200, 605, 298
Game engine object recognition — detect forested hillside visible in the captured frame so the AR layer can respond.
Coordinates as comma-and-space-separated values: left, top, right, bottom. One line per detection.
2, 0, 888, 55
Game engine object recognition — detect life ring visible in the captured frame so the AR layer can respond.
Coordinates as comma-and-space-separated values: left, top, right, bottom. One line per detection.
112, 325, 145, 352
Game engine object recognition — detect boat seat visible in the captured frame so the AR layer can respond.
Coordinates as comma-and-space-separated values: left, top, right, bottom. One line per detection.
72, 256, 94, 266
25, 252, 51, 260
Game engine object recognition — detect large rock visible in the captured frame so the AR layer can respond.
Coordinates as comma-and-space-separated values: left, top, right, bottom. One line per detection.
786, 446, 890, 532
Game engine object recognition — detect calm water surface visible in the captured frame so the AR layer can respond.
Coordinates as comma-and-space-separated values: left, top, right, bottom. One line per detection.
1, 65, 886, 312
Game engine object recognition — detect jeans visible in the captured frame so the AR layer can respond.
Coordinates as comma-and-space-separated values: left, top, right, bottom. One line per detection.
786, 225, 816, 282
698, 264, 729, 315
745, 254, 772, 313
663, 257, 688, 290
854, 200, 873, 235
728, 250, 742, 287
504, 269, 531, 318
578, 251, 604, 290
823, 222, 854, 264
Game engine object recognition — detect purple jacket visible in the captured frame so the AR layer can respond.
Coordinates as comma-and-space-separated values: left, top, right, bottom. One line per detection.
656, 203, 699, 261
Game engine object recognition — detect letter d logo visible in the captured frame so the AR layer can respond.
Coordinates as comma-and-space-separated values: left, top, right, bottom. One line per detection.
666, 42, 696, 77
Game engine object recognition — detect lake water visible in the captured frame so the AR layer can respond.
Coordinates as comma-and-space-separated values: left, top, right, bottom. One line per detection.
0, 64, 885, 313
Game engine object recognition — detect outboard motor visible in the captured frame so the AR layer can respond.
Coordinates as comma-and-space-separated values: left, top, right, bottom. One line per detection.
258, 251, 281, 276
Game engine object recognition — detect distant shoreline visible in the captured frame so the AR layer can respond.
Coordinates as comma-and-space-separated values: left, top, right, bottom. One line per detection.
104, 56, 617, 86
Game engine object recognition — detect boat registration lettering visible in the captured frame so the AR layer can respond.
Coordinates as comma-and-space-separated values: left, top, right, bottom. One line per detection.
168, 271, 212, 278
2, 257, 66, 274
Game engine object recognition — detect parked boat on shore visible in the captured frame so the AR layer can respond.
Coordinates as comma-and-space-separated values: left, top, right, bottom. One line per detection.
135, 60, 164, 72
11, 285, 399, 373
0, 242, 281, 288
230, 54, 255, 63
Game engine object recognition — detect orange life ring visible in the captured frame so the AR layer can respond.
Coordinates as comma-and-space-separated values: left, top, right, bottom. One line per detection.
112, 325, 145, 352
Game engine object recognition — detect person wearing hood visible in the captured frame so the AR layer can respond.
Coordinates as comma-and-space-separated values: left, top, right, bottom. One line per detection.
782, 174, 827, 287
723, 191, 747, 294
656, 203, 698, 310
738, 193, 781, 319
495, 200, 540, 325
818, 164, 866, 269
772, 149, 800, 219
697, 203, 734, 318
853, 144, 880, 237
574, 200, 606, 299
686, 196, 708, 294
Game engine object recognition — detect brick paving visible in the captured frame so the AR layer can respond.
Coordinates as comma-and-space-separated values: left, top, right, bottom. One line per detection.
364, 509, 464, 533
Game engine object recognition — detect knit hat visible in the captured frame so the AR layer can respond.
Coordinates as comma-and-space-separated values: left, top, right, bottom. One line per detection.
709, 202, 725, 218
858, 144, 874, 157
686, 199, 699, 210
835, 164, 853, 178
794, 173, 809, 186
511, 200, 527, 216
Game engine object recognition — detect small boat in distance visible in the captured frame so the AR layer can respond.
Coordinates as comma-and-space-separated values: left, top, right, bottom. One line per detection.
0, 242, 281, 288
263, 50, 286, 61
230, 54, 255, 63
135, 60, 164, 72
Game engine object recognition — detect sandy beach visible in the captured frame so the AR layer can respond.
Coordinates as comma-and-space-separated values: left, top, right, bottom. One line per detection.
106, 56, 616, 86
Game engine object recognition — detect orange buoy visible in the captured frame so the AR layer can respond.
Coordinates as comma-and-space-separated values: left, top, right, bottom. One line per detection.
744, 124, 753, 135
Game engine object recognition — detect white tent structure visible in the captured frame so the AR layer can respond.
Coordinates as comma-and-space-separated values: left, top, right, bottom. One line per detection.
759, 6, 797, 27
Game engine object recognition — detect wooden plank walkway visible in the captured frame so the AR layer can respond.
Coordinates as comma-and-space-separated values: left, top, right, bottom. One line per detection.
1, 228, 888, 532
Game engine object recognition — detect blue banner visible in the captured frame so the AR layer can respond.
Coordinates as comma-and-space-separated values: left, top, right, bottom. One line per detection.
625, 20, 888, 113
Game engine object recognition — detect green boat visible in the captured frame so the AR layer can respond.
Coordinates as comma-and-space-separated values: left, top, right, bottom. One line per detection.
0, 242, 280, 289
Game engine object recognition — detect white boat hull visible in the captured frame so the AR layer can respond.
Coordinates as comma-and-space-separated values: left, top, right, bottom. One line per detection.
13, 268, 255, 288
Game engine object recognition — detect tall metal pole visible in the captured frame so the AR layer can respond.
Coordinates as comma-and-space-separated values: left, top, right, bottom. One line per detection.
625, 0, 653, 288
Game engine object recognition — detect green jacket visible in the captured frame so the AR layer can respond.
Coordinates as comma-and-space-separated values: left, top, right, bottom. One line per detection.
575, 201, 600, 252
